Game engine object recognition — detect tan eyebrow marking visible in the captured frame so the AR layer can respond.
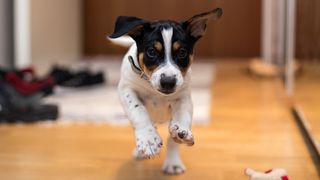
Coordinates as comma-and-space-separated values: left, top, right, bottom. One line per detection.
138, 52, 145, 71
138, 52, 157, 77
180, 54, 194, 76
154, 41, 163, 51
173, 41, 181, 51
189, 54, 194, 64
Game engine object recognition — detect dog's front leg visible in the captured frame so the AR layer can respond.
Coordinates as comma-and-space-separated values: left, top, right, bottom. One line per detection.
162, 94, 193, 175
169, 93, 194, 146
119, 87, 162, 158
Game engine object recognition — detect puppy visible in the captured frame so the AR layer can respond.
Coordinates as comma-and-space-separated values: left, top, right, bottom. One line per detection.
109, 8, 222, 175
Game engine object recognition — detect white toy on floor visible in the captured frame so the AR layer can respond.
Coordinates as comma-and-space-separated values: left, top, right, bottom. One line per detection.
245, 168, 289, 180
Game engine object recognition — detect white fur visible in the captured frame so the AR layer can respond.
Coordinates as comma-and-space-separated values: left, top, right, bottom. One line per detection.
108, 36, 135, 47
162, 28, 173, 62
117, 31, 194, 175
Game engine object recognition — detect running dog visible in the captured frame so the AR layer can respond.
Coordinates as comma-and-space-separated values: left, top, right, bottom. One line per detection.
109, 8, 222, 175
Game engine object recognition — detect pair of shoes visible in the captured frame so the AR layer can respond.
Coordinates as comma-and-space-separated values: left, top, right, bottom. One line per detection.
50, 66, 105, 88
0, 79, 58, 123
60, 71, 105, 87
0, 67, 54, 96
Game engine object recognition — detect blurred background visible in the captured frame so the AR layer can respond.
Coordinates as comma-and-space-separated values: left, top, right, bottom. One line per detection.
0, 0, 319, 179
0, 0, 263, 73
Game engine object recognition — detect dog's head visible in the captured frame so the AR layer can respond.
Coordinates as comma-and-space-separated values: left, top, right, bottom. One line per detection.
109, 8, 222, 95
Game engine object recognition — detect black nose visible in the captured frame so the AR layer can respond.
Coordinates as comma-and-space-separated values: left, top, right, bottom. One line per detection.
160, 74, 176, 91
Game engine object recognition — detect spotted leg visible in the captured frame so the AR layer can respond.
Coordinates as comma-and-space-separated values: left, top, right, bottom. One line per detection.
169, 93, 194, 146
118, 86, 163, 158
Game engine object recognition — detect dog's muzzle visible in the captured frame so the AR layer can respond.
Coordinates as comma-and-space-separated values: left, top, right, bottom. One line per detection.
159, 74, 176, 94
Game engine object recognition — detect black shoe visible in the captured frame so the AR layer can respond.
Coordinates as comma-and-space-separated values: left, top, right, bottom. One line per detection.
0, 104, 58, 123
0, 79, 43, 109
0, 80, 59, 123
60, 71, 105, 88
49, 66, 74, 85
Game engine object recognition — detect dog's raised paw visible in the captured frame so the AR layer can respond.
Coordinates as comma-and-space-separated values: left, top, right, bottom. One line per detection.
162, 161, 186, 175
134, 125, 163, 158
169, 124, 194, 146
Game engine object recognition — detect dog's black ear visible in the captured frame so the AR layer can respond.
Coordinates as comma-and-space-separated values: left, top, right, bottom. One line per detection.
181, 8, 222, 40
109, 16, 150, 40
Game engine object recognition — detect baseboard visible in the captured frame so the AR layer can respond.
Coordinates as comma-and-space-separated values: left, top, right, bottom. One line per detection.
291, 105, 320, 175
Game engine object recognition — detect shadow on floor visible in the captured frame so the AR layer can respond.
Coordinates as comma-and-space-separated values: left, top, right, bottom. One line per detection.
116, 160, 174, 180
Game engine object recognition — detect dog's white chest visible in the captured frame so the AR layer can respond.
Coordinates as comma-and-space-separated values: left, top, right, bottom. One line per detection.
142, 95, 172, 123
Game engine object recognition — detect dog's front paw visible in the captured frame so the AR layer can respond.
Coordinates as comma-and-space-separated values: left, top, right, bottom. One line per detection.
134, 125, 163, 158
169, 124, 194, 146
162, 159, 186, 175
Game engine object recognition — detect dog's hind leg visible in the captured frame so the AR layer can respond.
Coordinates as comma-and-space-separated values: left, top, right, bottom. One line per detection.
162, 137, 185, 175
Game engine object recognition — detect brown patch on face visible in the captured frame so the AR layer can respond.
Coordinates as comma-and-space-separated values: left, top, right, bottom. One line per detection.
180, 54, 194, 76
154, 41, 163, 52
138, 52, 158, 77
173, 41, 181, 51
189, 54, 194, 64
138, 53, 145, 72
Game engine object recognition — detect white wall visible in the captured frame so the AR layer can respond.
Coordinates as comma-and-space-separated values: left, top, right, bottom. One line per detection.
261, 0, 286, 65
0, 0, 13, 68
14, 0, 31, 69
30, 0, 82, 75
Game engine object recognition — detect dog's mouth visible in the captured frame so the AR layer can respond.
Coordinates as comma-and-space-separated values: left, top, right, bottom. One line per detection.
158, 88, 176, 95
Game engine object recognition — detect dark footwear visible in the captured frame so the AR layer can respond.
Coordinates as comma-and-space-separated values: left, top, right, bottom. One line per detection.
0, 80, 43, 110
0, 104, 59, 123
0, 67, 35, 81
4, 72, 54, 96
60, 71, 105, 88
49, 66, 74, 84
49, 66, 105, 87
0, 80, 58, 123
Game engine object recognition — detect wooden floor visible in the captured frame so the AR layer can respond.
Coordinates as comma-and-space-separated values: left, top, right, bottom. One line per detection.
294, 64, 320, 150
0, 61, 319, 180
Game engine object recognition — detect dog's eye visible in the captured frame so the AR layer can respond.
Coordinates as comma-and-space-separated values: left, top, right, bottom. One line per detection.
177, 48, 187, 59
146, 47, 157, 58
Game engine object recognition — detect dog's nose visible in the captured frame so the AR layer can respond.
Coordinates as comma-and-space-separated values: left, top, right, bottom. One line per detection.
160, 74, 176, 91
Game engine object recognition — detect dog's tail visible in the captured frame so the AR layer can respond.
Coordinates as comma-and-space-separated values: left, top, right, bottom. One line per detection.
107, 36, 135, 47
